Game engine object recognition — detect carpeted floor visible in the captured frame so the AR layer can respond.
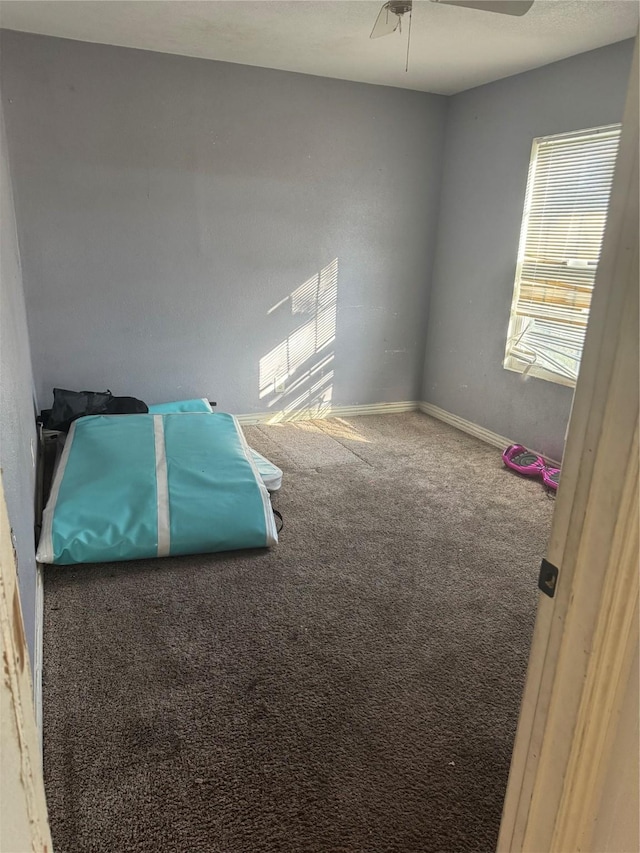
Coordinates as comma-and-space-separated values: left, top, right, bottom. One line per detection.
43, 412, 554, 853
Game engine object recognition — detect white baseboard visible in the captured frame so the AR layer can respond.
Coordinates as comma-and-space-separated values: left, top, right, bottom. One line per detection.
34, 562, 44, 758
235, 400, 418, 425
235, 399, 559, 465
418, 401, 561, 465
417, 401, 513, 451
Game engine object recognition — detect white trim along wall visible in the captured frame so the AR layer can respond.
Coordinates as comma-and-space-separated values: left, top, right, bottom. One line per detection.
236, 400, 559, 465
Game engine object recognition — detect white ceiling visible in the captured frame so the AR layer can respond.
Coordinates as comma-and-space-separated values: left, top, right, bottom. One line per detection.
0, 0, 637, 95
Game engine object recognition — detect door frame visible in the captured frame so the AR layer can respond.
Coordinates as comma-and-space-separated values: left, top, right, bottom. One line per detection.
0, 473, 52, 851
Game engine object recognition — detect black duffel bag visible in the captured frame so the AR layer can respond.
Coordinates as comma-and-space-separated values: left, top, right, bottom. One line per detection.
44, 388, 148, 432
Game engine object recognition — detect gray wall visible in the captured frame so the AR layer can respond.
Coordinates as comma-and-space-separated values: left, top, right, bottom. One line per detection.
0, 98, 38, 670
422, 40, 634, 461
0, 31, 447, 415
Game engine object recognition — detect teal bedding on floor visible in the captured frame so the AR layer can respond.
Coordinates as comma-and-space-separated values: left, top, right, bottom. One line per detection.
147, 398, 283, 491
36, 412, 278, 565
148, 398, 213, 414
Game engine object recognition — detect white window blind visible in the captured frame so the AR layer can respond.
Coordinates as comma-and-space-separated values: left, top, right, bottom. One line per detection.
504, 123, 621, 387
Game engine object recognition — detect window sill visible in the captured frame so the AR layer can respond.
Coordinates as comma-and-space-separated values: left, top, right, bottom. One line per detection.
503, 360, 577, 390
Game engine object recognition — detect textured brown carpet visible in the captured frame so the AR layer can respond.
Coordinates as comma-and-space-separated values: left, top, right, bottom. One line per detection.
43, 412, 553, 853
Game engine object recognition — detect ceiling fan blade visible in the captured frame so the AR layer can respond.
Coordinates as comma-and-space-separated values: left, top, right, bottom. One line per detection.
431, 0, 534, 15
370, 3, 401, 38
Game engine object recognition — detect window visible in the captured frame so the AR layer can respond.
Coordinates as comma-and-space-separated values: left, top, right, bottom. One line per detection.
504, 124, 621, 387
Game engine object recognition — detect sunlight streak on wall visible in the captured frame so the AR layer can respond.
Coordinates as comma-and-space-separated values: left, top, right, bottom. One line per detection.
259, 259, 338, 408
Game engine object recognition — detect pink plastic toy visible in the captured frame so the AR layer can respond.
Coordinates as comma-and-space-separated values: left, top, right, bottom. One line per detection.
502, 444, 560, 491
541, 467, 560, 491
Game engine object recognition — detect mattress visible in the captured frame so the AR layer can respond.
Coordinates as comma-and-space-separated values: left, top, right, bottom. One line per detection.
250, 449, 283, 492
148, 398, 283, 491
148, 397, 213, 414
36, 412, 278, 565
